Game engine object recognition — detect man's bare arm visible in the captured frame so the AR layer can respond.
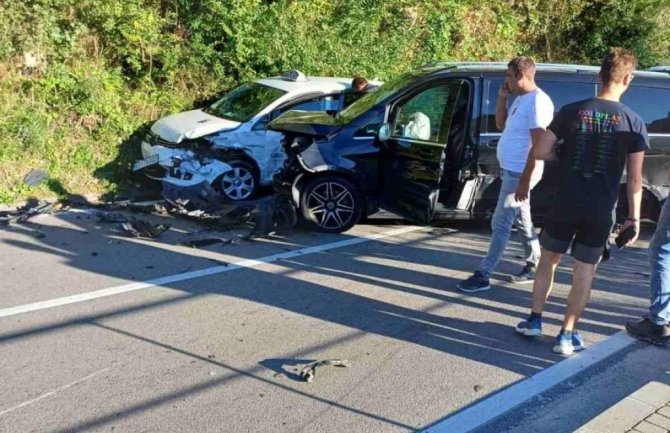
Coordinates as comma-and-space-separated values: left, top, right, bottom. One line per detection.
495, 82, 511, 130
621, 151, 645, 245
534, 129, 559, 161
514, 128, 546, 201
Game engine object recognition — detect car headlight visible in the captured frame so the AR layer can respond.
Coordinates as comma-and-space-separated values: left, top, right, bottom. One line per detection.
141, 141, 155, 158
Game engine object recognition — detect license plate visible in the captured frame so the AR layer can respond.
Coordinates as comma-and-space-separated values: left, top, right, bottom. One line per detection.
132, 154, 159, 172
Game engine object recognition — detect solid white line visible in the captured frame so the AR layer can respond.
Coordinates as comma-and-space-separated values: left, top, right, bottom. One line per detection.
0, 226, 423, 319
421, 331, 636, 433
0, 368, 110, 417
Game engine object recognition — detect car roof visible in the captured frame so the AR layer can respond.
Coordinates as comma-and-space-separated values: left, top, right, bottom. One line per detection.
254, 76, 353, 94
419, 61, 670, 80
649, 66, 670, 73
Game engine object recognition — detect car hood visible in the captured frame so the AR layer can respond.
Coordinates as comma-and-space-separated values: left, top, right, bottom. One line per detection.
268, 111, 343, 137
151, 109, 241, 143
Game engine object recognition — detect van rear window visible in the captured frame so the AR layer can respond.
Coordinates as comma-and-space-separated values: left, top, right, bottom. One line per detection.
482, 80, 595, 134
620, 86, 670, 134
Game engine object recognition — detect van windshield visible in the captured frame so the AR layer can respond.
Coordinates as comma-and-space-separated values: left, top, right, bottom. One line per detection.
205, 83, 287, 123
338, 69, 432, 123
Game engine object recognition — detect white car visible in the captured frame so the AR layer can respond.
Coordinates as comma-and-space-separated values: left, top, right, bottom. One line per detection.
136, 70, 375, 201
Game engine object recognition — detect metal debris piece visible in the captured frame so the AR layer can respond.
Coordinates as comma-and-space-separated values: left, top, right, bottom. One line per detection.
299, 359, 350, 383
97, 212, 129, 223
119, 218, 170, 238
182, 237, 233, 248
23, 169, 48, 187
0, 200, 56, 225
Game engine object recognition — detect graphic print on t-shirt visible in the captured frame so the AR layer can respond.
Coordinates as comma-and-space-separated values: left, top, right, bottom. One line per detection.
573, 109, 623, 178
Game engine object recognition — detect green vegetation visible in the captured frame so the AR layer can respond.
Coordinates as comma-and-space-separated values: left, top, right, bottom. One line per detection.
1, 0, 669, 203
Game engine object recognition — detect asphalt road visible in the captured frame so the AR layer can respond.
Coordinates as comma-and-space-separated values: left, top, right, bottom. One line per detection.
0, 209, 663, 433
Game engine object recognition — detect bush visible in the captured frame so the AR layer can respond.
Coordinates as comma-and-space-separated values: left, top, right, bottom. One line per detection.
0, 0, 668, 203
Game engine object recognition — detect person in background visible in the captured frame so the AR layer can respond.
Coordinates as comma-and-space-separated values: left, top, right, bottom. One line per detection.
457, 56, 554, 293
517, 48, 648, 355
351, 76, 378, 93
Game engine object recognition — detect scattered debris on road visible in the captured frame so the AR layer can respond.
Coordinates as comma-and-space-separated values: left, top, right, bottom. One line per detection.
119, 218, 170, 238
97, 212, 129, 223
299, 359, 350, 383
182, 237, 234, 248
0, 199, 58, 225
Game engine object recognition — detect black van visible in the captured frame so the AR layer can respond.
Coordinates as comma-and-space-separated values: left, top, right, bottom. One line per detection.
269, 63, 670, 233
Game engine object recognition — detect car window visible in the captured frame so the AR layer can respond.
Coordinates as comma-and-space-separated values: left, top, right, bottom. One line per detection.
338, 69, 432, 124
285, 95, 341, 113
204, 83, 286, 123
620, 86, 670, 134
482, 79, 595, 133
391, 83, 461, 143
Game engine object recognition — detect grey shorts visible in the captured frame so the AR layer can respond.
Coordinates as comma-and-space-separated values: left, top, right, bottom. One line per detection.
540, 213, 614, 265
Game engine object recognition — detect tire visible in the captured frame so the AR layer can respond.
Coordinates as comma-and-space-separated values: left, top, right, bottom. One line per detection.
217, 159, 259, 201
300, 175, 363, 233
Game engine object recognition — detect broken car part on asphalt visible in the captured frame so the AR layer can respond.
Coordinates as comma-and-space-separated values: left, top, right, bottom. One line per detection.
299, 359, 351, 383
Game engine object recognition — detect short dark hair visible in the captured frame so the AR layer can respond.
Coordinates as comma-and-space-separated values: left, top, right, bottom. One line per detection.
600, 47, 637, 85
352, 76, 368, 90
507, 56, 536, 78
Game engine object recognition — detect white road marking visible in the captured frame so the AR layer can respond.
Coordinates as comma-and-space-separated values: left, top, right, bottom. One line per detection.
421, 331, 636, 433
0, 226, 423, 319
0, 368, 110, 417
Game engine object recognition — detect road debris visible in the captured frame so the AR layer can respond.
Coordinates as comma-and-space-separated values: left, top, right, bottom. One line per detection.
299, 359, 350, 383
119, 218, 170, 238
97, 212, 129, 223
0, 199, 58, 225
23, 169, 48, 187
182, 237, 233, 248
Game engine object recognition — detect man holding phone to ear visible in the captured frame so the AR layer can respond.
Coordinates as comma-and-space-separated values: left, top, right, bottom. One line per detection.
516, 48, 648, 355
458, 56, 554, 293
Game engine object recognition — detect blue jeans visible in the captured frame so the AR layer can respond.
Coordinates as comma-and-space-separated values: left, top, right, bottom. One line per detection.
649, 198, 670, 325
477, 169, 541, 279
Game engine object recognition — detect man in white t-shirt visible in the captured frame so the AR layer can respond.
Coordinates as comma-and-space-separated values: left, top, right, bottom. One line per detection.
458, 56, 554, 293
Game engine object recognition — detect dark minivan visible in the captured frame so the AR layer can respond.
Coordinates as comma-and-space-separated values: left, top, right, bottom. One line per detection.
270, 63, 670, 233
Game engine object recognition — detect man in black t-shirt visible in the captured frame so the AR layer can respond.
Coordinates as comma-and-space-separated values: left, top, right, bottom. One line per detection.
515, 48, 648, 355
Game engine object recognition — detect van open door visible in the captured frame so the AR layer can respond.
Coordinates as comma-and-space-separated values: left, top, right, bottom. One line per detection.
378, 80, 466, 224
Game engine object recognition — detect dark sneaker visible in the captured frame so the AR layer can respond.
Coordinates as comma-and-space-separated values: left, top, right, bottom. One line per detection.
509, 265, 536, 284
626, 318, 670, 345
515, 315, 542, 336
457, 271, 491, 293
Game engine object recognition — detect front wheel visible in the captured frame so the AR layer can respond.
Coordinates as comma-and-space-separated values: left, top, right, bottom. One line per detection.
300, 175, 363, 233
218, 159, 259, 201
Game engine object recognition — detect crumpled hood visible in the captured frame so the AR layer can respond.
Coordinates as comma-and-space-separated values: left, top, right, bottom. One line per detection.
151, 109, 241, 143
268, 111, 343, 137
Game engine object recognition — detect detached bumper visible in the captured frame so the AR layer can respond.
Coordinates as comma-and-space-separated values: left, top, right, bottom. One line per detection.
161, 180, 222, 211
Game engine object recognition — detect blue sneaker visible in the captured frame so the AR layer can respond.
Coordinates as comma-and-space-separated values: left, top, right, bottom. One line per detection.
553, 333, 575, 355
572, 332, 585, 352
515, 315, 542, 336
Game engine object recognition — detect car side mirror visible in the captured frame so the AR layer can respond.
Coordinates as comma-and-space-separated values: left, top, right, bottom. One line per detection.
378, 123, 391, 142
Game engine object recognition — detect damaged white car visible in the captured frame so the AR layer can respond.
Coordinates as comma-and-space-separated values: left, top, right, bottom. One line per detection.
135, 70, 374, 201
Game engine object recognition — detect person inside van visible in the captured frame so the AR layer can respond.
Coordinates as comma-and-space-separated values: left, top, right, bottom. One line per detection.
458, 56, 554, 293
517, 48, 648, 355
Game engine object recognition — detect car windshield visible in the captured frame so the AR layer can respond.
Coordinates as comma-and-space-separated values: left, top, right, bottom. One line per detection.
338, 69, 432, 123
204, 83, 287, 122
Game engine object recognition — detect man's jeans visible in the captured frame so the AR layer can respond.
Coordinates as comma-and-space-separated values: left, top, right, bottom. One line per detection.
649, 198, 670, 325
477, 169, 541, 279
